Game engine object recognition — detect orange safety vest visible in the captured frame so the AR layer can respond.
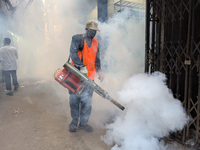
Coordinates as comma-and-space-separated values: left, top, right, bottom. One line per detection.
72, 38, 98, 80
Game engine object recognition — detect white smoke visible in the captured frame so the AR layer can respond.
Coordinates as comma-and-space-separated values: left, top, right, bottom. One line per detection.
90, 9, 146, 111
98, 9, 145, 80
94, 10, 189, 150
6, 0, 97, 78
101, 72, 190, 150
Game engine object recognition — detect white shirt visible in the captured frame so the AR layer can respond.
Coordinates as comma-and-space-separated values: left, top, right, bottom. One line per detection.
0, 45, 18, 70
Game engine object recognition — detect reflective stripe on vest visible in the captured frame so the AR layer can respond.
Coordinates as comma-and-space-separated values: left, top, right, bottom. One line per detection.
71, 38, 98, 80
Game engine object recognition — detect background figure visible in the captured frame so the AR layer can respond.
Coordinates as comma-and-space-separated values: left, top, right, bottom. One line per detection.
0, 38, 19, 96
0, 70, 5, 83
68, 21, 104, 132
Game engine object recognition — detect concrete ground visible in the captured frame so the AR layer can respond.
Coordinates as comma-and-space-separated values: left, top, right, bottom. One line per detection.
0, 78, 110, 150
0, 77, 197, 150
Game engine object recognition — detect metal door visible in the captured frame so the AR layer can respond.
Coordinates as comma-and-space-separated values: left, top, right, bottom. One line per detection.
145, 0, 200, 144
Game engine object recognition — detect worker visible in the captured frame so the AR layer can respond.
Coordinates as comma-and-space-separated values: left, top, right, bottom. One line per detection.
0, 38, 19, 96
68, 21, 103, 132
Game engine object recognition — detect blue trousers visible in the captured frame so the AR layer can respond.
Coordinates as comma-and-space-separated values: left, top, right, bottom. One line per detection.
4, 70, 19, 91
69, 85, 93, 125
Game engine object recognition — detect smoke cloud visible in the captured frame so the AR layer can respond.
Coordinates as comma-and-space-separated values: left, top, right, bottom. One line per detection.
94, 10, 189, 150
101, 72, 190, 150
91, 10, 146, 108
98, 9, 145, 79
2, 0, 97, 78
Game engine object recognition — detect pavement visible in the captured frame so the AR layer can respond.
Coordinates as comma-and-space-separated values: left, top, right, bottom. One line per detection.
0, 77, 198, 150
0, 78, 110, 150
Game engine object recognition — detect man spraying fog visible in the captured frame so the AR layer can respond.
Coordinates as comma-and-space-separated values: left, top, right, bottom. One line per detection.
0, 38, 19, 96
68, 21, 103, 132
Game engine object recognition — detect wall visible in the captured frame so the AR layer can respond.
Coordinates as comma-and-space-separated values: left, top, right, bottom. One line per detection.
88, 0, 146, 21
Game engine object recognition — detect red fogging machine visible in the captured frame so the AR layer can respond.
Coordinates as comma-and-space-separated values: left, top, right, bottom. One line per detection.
53, 62, 125, 111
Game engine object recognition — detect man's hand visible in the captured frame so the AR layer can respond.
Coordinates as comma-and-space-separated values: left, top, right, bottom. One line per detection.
98, 71, 104, 82
80, 66, 88, 76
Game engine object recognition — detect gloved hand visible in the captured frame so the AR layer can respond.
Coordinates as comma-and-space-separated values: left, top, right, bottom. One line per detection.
80, 66, 88, 76
98, 71, 104, 82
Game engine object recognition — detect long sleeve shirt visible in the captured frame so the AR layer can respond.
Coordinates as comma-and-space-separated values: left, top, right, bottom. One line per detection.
0, 45, 18, 70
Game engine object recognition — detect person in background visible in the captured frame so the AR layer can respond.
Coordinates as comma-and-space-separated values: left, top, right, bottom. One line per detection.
0, 70, 5, 83
68, 21, 104, 132
0, 38, 19, 96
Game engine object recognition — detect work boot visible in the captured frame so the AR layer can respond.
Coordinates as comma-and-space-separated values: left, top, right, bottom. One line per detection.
14, 85, 19, 91
69, 120, 78, 132
6, 92, 13, 96
79, 124, 93, 132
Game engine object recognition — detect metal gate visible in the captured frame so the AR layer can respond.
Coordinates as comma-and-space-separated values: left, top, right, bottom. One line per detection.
145, 0, 200, 144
